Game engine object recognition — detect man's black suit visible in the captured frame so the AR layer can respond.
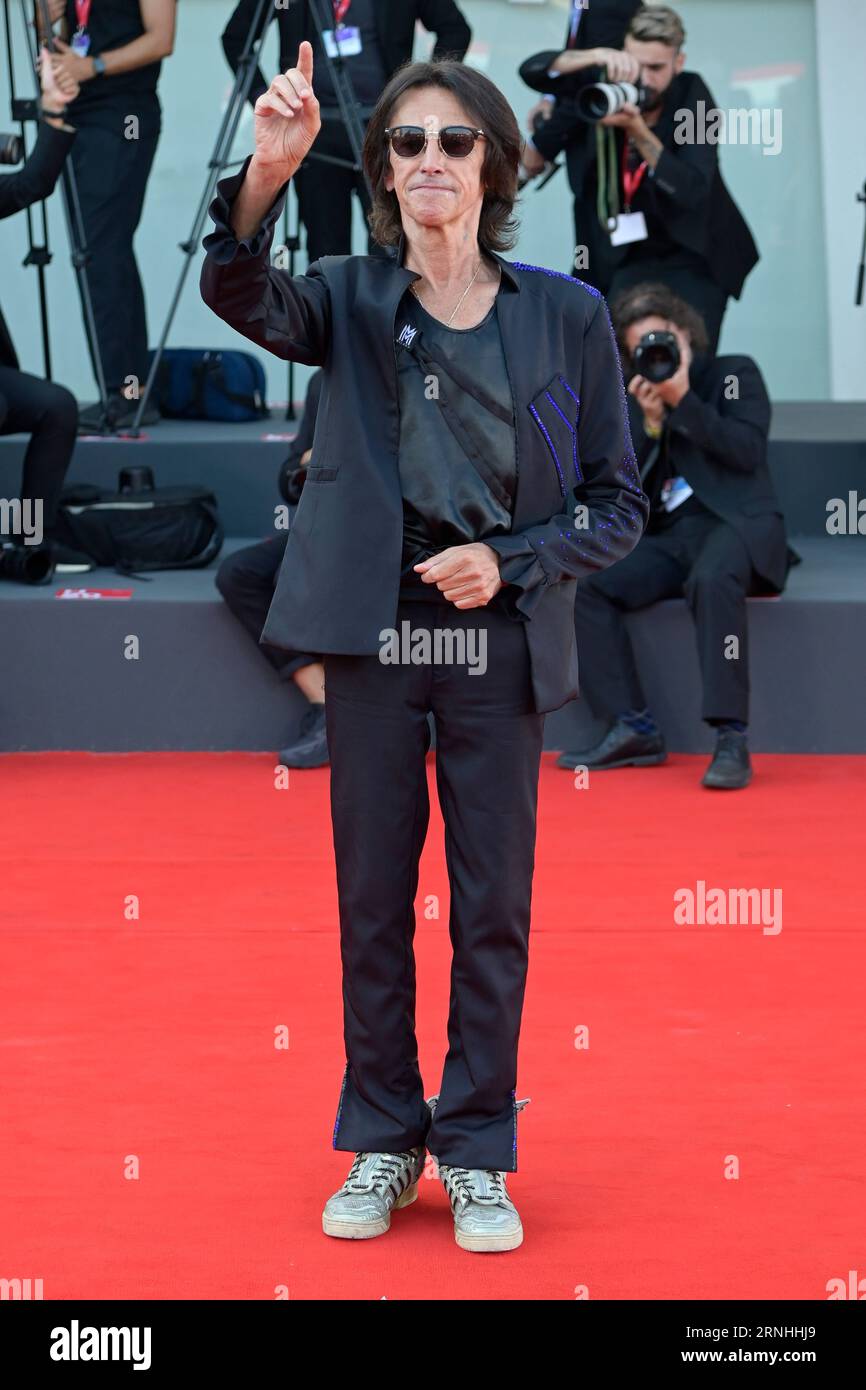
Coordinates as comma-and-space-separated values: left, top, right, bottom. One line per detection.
221, 0, 472, 261
201, 157, 649, 718
574, 353, 788, 726
523, 30, 759, 345
201, 148, 649, 1169
519, 0, 641, 292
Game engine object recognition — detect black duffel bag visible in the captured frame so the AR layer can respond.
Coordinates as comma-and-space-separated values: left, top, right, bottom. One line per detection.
55, 466, 223, 574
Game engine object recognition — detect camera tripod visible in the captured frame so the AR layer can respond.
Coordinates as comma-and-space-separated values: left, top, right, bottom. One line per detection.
129, 0, 372, 435
2, 0, 111, 426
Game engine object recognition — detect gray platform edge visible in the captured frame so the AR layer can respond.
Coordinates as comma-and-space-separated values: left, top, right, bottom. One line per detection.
1, 401, 865, 538
1, 537, 864, 754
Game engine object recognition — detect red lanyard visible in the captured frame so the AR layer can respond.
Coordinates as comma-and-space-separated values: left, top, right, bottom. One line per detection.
332, 0, 351, 25
75, 0, 92, 29
622, 146, 648, 211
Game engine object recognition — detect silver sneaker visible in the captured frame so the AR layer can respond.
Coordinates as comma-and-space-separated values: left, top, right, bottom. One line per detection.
439, 1165, 523, 1252
322, 1147, 425, 1240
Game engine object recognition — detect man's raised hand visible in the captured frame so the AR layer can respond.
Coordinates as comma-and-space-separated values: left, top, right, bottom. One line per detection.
253, 41, 320, 176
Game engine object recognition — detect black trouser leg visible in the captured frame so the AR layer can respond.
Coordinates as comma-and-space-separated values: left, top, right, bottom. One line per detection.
294, 119, 379, 263
325, 601, 544, 1168
683, 522, 754, 723
69, 116, 160, 394
215, 536, 318, 678
324, 618, 434, 1156
573, 536, 686, 721
424, 607, 544, 1172
0, 367, 78, 534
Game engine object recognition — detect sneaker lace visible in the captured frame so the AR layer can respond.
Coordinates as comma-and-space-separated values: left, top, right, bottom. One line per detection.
440, 1166, 507, 1210
340, 1150, 417, 1197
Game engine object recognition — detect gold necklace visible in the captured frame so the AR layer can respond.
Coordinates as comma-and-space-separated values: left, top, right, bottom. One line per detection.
411, 259, 484, 326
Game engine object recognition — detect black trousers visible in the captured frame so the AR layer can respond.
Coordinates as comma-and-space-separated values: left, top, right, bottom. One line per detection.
294, 116, 383, 264
215, 535, 319, 678
0, 365, 78, 533
574, 508, 755, 725
68, 111, 161, 395
324, 599, 545, 1171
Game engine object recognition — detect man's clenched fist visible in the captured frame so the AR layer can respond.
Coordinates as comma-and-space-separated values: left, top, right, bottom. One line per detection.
414, 543, 505, 609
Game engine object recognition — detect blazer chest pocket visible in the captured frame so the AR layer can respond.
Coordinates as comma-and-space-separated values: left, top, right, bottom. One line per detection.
305, 465, 339, 483
527, 374, 582, 498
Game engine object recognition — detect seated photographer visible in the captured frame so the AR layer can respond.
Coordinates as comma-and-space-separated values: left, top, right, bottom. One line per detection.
221, 0, 472, 263
521, 4, 758, 351
0, 47, 87, 582
557, 283, 790, 791
216, 370, 327, 769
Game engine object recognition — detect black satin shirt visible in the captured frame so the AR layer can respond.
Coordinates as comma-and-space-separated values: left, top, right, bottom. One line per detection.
394, 288, 517, 603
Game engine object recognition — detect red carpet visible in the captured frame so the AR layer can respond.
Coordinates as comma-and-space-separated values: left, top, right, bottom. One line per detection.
1, 751, 864, 1300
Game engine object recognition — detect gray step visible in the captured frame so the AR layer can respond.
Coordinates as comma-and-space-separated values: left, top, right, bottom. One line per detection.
1, 537, 863, 753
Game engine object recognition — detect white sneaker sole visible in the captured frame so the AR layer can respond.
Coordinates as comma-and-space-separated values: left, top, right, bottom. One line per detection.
455, 1221, 524, 1253
322, 1180, 418, 1239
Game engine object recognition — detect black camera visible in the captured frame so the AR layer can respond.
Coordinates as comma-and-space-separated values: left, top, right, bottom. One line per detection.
0, 132, 24, 165
576, 81, 649, 124
632, 330, 680, 384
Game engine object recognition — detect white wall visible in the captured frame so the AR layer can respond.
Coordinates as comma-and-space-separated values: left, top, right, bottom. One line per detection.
814, 0, 866, 400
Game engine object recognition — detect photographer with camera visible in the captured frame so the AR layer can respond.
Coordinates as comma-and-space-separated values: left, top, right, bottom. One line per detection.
221, 0, 472, 262
521, 4, 758, 351
0, 45, 87, 584
520, 0, 640, 288
38, 0, 176, 431
557, 282, 790, 790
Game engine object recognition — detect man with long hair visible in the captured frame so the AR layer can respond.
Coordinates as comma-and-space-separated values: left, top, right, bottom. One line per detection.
201, 43, 648, 1252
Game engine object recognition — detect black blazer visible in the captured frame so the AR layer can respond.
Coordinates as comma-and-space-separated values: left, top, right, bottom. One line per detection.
0, 120, 76, 370
279, 367, 323, 505
631, 353, 789, 593
200, 157, 649, 714
222, 0, 472, 108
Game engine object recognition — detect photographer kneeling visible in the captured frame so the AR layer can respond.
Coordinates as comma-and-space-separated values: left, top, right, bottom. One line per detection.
557, 283, 790, 790
0, 47, 83, 582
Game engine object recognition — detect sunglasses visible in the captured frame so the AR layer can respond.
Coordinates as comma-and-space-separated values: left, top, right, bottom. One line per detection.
384, 125, 487, 159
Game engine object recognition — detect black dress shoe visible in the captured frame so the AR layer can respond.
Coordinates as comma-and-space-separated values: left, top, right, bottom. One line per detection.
557, 718, 667, 771
278, 705, 329, 769
78, 393, 161, 433
702, 728, 752, 789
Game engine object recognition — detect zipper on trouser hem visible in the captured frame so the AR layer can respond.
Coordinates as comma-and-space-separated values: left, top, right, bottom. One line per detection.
512, 1093, 532, 1169
332, 1062, 350, 1148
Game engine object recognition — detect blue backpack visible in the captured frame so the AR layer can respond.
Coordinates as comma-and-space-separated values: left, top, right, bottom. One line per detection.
148, 348, 269, 423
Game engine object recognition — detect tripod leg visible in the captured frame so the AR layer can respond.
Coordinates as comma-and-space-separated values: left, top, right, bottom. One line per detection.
60, 160, 113, 426
129, 0, 276, 435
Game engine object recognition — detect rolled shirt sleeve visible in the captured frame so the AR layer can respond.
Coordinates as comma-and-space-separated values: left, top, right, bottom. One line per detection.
200, 155, 331, 367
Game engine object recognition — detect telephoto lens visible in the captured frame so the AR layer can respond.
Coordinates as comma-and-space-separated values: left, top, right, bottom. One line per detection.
0, 541, 56, 584
0, 132, 24, 165
576, 82, 648, 123
632, 331, 681, 384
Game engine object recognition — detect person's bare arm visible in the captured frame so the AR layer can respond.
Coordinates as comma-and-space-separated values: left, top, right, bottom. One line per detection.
230, 41, 320, 241
50, 0, 176, 87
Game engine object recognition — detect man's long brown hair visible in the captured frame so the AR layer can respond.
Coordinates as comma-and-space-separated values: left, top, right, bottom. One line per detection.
362, 60, 521, 253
